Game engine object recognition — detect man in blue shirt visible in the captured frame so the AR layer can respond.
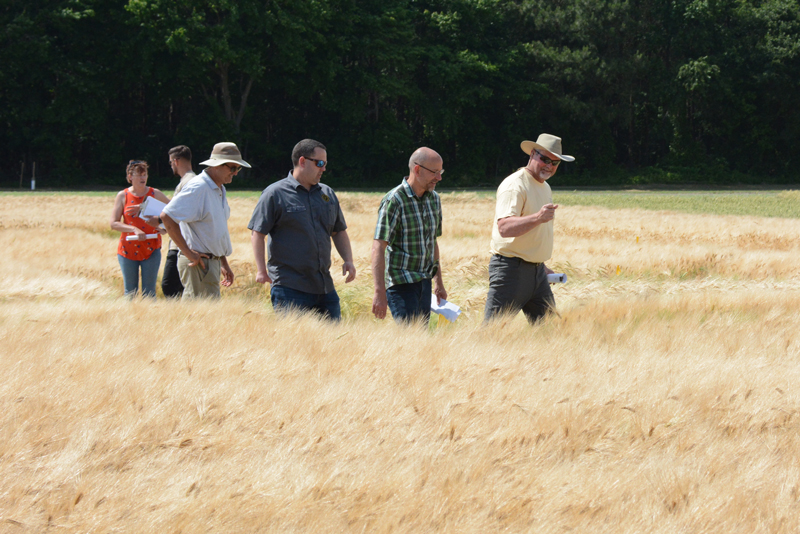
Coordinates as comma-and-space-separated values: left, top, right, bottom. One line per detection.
248, 139, 356, 320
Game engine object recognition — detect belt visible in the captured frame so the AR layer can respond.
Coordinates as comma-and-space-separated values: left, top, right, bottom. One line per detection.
492, 254, 542, 266
180, 252, 223, 261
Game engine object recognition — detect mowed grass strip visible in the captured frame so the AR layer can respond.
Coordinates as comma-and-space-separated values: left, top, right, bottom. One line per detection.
554, 189, 800, 218
5, 188, 800, 218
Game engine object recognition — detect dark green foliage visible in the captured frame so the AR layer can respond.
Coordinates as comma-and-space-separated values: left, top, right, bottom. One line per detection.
1, 0, 798, 189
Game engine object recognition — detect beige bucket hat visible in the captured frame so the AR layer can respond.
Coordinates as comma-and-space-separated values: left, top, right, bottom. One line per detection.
520, 134, 575, 162
199, 142, 252, 168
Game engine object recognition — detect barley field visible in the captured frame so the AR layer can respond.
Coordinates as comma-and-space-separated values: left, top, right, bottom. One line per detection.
2, 189, 800, 533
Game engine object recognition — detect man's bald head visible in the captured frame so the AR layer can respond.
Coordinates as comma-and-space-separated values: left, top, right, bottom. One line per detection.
408, 147, 442, 173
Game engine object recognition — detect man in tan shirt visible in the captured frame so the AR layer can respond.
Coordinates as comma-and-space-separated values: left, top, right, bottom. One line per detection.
484, 134, 575, 323
162, 145, 197, 298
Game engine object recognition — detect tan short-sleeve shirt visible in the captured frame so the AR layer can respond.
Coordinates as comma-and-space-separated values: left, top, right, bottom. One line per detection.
490, 168, 553, 263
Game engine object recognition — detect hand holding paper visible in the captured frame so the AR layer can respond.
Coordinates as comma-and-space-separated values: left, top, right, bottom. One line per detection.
431, 294, 462, 322
124, 203, 141, 217
138, 196, 168, 219
126, 233, 159, 241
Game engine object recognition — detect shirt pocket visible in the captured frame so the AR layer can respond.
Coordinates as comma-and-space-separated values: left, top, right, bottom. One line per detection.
317, 203, 337, 234
283, 204, 309, 229
286, 204, 307, 214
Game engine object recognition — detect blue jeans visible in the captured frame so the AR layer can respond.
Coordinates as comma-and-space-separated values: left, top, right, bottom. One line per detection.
386, 278, 432, 324
118, 250, 161, 298
270, 285, 341, 321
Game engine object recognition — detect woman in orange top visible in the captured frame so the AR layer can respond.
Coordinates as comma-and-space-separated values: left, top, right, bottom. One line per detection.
109, 160, 170, 298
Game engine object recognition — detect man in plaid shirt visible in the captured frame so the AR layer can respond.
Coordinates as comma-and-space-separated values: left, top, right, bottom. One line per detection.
371, 147, 448, 323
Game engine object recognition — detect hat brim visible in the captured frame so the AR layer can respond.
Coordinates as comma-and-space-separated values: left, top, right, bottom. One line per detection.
520, 140, 575, 163
199, 157, 252, 168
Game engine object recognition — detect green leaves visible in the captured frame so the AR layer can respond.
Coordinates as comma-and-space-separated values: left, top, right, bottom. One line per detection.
2, 0, 800, 187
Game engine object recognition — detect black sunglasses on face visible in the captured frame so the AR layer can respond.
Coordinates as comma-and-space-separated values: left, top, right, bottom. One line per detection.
305, 157, 327, 168
224, 164, 242, 173
535, 150, 560, 166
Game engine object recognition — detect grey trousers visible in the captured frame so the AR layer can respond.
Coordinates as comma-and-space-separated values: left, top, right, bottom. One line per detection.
483, 255, 555, 323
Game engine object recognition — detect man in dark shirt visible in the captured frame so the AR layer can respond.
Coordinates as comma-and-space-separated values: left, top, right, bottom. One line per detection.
248, 139, 356, 320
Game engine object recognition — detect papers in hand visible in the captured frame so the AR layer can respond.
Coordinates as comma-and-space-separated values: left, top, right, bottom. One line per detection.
430, 294, 462, 322
547, 273, 567, 284
139, 196, 168, 219
126, 234, 159, 241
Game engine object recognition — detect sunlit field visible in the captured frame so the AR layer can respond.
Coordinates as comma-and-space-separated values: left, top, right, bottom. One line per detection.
3, 189, 800, 532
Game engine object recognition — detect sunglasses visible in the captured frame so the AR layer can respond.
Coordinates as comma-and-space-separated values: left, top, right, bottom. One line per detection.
305, 157, 327, 168
224, 163, 242, 173
534, 150, 560, 167
414, 162, 445, 176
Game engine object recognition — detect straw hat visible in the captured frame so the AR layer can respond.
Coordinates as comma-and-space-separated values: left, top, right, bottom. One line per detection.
520, 134, 575, 162
199, 142, 252, 168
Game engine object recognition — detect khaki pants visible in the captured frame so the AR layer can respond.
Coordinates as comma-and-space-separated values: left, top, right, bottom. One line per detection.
177, 254, 221, 299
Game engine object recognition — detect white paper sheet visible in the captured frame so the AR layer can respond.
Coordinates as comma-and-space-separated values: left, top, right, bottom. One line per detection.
139, 196, 168, 218
126, 234, 159, 241
430, 295, 462, 322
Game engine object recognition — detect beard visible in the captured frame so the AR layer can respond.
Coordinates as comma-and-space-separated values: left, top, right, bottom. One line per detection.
536, 168, 554, 181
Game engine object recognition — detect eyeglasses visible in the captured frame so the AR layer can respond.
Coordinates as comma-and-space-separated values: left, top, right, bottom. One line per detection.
534, 150, 560, 167
305, 157, 327, 168
224, 164, 242, 173
414, 162, 444, 176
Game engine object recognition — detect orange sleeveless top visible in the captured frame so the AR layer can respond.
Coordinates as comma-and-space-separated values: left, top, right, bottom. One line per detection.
117, 187, 162, 261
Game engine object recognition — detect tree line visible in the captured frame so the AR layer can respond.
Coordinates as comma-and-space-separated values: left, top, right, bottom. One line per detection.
2, 0, 799, 189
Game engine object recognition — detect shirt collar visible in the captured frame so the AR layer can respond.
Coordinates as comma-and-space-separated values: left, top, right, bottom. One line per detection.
199, 170, 222, 192
401, 177, 428, 199
287, 171, 321, 192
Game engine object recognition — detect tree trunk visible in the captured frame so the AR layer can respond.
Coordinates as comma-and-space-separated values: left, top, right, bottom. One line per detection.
217, 63, 253, 134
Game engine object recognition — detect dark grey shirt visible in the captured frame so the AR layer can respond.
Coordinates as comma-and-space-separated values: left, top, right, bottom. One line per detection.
247, 173, 347, 294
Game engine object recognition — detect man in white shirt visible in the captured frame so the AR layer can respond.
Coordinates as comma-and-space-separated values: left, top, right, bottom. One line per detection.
160, 142, 250, 299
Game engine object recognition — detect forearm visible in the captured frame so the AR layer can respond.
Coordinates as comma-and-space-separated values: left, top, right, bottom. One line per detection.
332, 231, 354, 263
251, 231, 268, 273
161, 214, 191, 255
496, 214, 542, 238
433, 241, 444, 287
371, 240, 387, 293
110, 221, 138, 233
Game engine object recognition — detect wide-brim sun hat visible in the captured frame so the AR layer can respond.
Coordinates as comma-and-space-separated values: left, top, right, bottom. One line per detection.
199, 142, 252, 168
520, 134, 575, 162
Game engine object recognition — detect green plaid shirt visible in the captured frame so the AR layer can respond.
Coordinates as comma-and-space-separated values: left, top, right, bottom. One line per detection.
374, 178, 442, 287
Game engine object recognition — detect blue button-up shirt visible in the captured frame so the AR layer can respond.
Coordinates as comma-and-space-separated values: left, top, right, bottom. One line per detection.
247, 173, 347, 294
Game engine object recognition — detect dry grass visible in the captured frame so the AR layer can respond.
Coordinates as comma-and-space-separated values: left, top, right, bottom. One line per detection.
2, 191, 800, 532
